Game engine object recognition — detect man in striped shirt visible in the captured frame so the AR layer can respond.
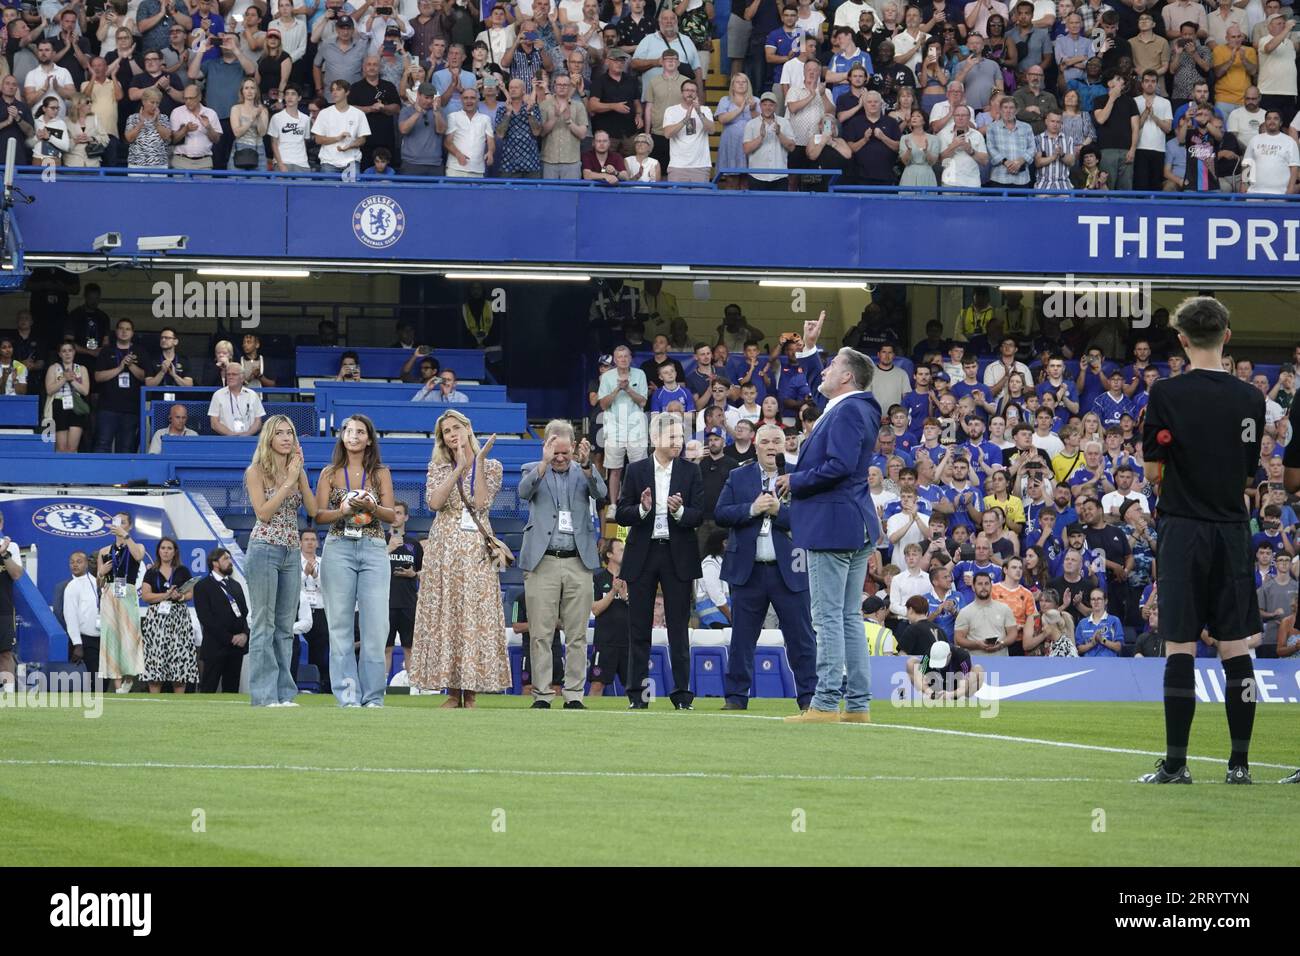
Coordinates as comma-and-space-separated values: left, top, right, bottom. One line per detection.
1034, 110, 1076, 189
986, 96, 1036, 185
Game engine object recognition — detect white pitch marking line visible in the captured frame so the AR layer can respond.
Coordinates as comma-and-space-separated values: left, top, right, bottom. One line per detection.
597, 709, 1299, 771
0, 758, 1115, 784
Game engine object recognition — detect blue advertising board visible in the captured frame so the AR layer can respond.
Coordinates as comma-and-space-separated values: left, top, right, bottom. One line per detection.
15, 174, 1300, 280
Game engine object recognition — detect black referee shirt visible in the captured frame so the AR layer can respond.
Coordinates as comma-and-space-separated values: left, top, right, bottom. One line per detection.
1141, 369, 1264, 522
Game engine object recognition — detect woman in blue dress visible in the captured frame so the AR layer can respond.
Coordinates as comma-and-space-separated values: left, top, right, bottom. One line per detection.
715, 72, 759, 189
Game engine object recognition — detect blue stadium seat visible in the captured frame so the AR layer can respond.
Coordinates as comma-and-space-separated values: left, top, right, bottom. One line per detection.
507, 644, 524, 694
296, 664, 321, 693
752, 646, 796, 698
690, 645, 728, 697
390, 646, 405, 679
647, 645, 674, 701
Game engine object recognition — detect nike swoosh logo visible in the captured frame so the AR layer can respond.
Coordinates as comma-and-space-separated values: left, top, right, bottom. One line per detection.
974, 669, 1095, 701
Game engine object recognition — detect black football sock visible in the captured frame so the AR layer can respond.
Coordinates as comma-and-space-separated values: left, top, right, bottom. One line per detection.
1221, 654, 1256, 770
1163, 653, 1196, 772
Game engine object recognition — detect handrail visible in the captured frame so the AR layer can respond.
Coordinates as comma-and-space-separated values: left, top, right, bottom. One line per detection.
18, 165, 1299, 201
12, 166, 715, 188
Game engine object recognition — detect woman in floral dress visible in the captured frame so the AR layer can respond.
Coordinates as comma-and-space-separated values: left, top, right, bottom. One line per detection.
408, 409, 509, 707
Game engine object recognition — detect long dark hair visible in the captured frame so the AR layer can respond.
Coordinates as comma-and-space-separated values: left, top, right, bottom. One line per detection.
154, 536, 180, 570
1023, 544, 1049, 591
325, 414, 385, 488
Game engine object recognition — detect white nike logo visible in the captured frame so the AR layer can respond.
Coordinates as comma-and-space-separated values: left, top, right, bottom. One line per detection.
974, 669, 1094, 701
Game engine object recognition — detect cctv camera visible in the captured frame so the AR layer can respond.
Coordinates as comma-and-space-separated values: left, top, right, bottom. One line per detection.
93, 232, 122, 253
136, 235, 189, 253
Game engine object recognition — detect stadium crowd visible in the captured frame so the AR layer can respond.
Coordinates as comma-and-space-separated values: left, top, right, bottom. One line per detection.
0, 0, 1295, 189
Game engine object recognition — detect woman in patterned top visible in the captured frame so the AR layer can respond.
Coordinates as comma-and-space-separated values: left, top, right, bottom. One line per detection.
407, 409, 509, 707
314, 415, 396, 708
124, 87, 174, 168
244, 415, 317, 707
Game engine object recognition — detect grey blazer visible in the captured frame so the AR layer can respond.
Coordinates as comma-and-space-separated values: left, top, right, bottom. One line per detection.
517, 461, 607, 572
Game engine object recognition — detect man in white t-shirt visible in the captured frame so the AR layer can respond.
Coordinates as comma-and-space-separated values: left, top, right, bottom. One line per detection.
208, 364, 266, 436
1228, 87, 1265, 149
268, 84, 313, 172
1244, 109, 1300, 194
661, 78, 714, 181
476, 4, 517, 65
444, 86, 494, 176
313, 79, 370, 173
23, 39, 76, 117
1132, 69, 1172, 191
835, 0, 873, 28
1100, 464, 1150, 519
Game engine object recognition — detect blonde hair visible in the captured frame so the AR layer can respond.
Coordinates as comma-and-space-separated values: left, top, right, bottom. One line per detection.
432, 408, 482, 465
251, 414, 298, 485
1042, 609, 1075, 644
214, 339, 234, 358
728, 72, 751, 99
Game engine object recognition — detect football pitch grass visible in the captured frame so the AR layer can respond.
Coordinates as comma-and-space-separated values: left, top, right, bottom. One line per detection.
3, 694, 1298, 867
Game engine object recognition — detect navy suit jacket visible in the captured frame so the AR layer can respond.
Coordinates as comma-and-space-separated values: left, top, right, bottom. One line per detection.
788, 390, 882, 552
714, 460, 806, 593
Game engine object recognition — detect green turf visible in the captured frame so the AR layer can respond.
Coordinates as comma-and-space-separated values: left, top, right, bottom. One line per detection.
2, 693, 1297, 866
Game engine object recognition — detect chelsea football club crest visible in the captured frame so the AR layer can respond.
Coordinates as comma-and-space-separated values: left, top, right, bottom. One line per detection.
32, 503, 116, 538
352, 195, 406, 249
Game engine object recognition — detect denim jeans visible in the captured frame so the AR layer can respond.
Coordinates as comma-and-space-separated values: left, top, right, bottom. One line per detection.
245, 541, 301, 706
808, 545, 873, 713
320, 534, 391, 706
93, 409, 139, 453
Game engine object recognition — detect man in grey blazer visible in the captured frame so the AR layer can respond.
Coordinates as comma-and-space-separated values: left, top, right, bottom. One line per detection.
518, 419, 608, 709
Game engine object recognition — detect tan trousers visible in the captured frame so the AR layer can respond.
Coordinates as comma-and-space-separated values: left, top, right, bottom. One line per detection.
523, 554, 593, 703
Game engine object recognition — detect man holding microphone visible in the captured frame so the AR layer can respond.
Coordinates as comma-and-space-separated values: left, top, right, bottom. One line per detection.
714, 421, 818, 712
776, 313, 882, 723
517, 420, 607, 710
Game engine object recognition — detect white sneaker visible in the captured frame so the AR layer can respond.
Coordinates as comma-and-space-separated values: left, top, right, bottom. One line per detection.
279, 701, 300, 708
363, 701, 383, 708
343, 703, 362, 708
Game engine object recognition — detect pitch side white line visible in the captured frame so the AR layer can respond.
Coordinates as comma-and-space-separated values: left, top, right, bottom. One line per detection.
597, 709, 1299, 771
0, 758, 1116, 784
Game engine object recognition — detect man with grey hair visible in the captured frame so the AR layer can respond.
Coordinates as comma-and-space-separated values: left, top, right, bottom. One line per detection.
597, 344, 649, 519
714, 421, 818, 712
776, 313, 883, 723
517, 419, 607, 709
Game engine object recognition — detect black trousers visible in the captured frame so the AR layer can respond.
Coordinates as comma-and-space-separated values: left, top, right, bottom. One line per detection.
305, 608, 330, 693
213, 118, 235, 172
1133, 149, 1164, 192
76, 634, 103, 691
650, 133, 670, 172
199, 646, 244, 693
627, 541, 694, 707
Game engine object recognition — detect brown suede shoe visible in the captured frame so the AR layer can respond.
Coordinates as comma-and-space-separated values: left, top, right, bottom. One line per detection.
840, 712, 871, 723
783, 707, 842, 723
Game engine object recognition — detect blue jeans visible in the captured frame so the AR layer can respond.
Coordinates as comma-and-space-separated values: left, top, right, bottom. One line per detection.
93, 409, 139, 453
808, 545, 873, 713
245, 541, 301, 706
320, 534, 390, 706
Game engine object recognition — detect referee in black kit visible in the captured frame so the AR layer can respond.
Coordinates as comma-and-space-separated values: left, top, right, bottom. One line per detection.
1139, 297, 1265, 784
1280, 398, 1300, 785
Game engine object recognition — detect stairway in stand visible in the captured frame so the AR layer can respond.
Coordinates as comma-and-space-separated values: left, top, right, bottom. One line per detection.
705, 39, 729, 157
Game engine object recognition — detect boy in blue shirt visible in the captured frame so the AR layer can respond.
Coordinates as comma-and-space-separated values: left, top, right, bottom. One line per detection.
650, 362, 692, 414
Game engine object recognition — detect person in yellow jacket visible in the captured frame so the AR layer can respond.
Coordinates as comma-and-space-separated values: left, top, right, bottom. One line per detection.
862, 595, 898, 655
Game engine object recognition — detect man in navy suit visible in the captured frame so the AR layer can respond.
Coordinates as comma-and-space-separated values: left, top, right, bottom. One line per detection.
714, 422, 817, 711
615, 412, 704, 710
776, 314, 882, 723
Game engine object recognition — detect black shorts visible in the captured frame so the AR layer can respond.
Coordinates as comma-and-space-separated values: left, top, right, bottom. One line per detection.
587, 641, 628, 687
521, 632, 563, 686
0, 614, 15, 653
1156, 516, 1261, 644
52, 403, 90, 432
386, 607, 415, 649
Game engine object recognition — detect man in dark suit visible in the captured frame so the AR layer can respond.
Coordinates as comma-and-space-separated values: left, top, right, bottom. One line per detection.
194, 548, 250, 694
776, 314, 882, 724
714, 422, 817, 712
616, 411, 704, 710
